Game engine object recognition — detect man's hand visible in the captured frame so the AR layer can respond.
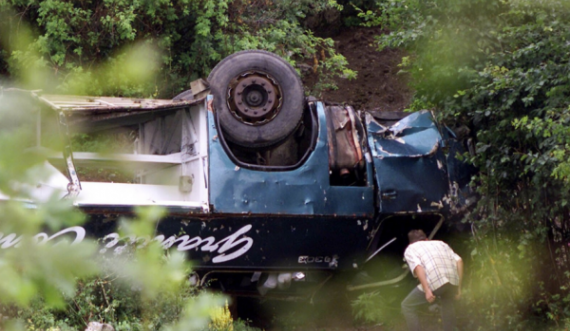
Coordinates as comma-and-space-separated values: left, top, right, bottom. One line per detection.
425, 289, 436, 303
456, 258, 464, 300
414, 265, 436, 303
455, 288, 462, 300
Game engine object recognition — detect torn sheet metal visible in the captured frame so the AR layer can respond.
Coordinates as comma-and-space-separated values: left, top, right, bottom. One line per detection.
366, 110, 449, 213
209, 102, 374, 216
366, 110, 442, 158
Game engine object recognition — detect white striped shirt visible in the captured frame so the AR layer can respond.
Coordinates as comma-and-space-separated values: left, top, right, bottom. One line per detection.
404, 240, 461, 292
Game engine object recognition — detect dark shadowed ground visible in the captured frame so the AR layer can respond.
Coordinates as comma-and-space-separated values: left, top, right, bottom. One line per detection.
236, 291, 451, 331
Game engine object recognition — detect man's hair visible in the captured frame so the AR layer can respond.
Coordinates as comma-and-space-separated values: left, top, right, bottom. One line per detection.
408, 229, 427, 244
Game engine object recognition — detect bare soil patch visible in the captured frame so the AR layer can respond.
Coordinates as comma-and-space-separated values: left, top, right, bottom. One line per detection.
304, 26, 413, 114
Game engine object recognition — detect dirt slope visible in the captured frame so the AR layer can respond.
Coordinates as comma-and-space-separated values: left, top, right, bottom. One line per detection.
305, 26, 412, 114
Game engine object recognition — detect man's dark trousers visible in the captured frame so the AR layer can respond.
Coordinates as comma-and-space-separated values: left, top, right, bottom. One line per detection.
401, 283, 457, 331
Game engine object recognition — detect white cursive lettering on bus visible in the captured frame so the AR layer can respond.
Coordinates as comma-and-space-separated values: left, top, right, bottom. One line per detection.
0, 226, 86, 248
0, 225, 254, 264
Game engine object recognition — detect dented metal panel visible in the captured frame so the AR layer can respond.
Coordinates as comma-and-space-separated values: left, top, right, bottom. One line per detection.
366, 110, 449, 213
209, 102, 374, 216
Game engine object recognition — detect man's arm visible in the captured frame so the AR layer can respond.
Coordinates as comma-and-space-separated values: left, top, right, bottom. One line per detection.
456, 257, 464, 299
414, 265, 435, 303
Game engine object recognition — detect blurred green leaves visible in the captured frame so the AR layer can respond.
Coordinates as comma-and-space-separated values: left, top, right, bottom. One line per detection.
0, 239, 99, 308
59, 42, 162, 96
164, 293, 226, 331
114, 206, 190, 301
0, 8, 50, 89
0, 5, 222, 331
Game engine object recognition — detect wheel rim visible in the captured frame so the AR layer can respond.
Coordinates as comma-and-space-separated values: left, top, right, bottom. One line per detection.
227, 71, 283, 126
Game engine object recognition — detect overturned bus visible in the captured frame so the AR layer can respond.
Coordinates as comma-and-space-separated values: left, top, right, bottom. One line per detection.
0, 50, 474, 298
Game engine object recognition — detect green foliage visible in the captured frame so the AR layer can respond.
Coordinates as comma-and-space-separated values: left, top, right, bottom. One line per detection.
0, 92, 100, 312
17, 275, 200, 331
208, 300, 233, 331
70, 131, 138, 182
0, 0, 352, 97
353, 6, 383, 28
71, 132, 136, 154
377, 0, 570, 329
14, 268, 237, 331
309, 43, 357, 96
351, 290, 402, 327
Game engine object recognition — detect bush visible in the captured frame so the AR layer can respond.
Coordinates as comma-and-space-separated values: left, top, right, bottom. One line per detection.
375, 0, 570, 329
0, 0, 354, 97
16, 274, 200, 331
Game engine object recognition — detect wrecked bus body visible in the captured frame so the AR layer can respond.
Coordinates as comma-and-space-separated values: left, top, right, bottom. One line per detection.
0, 50, 473, 298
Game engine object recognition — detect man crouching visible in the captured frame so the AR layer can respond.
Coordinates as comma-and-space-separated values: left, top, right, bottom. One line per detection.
401, 229, 464, 331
